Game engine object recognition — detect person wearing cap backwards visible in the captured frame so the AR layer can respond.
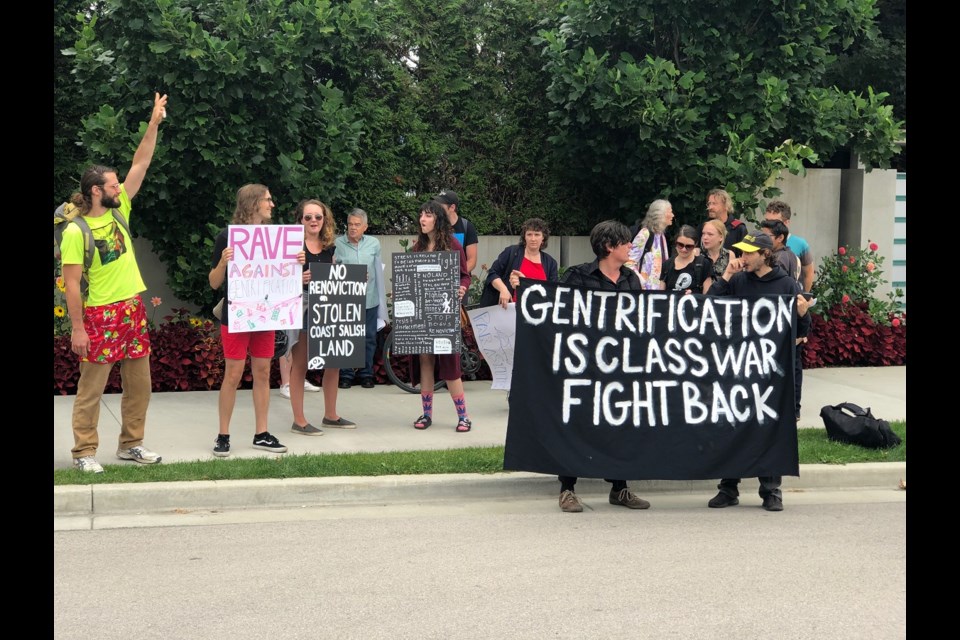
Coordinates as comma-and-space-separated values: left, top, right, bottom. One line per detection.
704, 232, 812, 512
435, 190, 479, 302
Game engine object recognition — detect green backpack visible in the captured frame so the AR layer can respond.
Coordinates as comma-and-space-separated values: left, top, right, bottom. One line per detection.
54, 201, 131, 299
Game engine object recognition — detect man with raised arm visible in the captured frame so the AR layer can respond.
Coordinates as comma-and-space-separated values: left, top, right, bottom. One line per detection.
61, 92, 168, 473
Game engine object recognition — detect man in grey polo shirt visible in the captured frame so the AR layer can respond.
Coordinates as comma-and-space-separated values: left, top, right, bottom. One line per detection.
335, 208, 389, 389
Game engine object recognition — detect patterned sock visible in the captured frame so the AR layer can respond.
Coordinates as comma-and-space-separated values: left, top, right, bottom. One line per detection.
421, 392, 433, 418
452, 393, 467, 420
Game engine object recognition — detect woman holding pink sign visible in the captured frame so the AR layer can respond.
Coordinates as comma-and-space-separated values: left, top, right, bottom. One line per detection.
285, 199, 356, 435
209, 183, 293, 458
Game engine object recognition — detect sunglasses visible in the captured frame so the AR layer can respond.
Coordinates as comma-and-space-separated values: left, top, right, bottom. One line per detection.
302, 214, 323, 221
676, 242, 696, 250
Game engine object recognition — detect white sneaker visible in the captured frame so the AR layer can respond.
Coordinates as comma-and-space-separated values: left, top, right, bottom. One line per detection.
74, 456, 104, 474
303, 379, 321, 392
279, 383, 291, 399
117, 445, 162, 464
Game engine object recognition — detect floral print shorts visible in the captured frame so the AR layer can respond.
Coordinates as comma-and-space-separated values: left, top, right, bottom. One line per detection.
82, 295, 151, 364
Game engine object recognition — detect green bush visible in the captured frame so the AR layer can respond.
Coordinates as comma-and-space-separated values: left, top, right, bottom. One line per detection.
811, 240, 903, 324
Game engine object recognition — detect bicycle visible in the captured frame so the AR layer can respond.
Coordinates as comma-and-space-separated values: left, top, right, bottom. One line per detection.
382, 305, 484, 393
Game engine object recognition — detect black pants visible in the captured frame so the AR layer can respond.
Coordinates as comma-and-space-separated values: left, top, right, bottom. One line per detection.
559, 476, 626, 492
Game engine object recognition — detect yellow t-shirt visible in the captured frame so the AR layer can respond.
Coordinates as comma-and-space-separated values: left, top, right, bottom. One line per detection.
59, 185, 146, 306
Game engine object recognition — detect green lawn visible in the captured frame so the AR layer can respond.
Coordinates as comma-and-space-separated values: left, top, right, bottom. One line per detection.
53, 422, 905, 486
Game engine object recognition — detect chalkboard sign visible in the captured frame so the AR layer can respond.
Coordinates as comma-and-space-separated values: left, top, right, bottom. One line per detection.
391, 251, 462, 355
306, 263, 367, 369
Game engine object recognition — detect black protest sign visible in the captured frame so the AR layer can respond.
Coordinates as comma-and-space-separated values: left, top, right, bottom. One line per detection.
306, 263, 367, 369
390, 251, 462, 355
504, 280, 799, 480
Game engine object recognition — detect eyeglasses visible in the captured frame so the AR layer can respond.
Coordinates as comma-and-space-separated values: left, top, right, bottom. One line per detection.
302, 214, 323, 221
676, 242, 696, 250
261, 197, 274, 203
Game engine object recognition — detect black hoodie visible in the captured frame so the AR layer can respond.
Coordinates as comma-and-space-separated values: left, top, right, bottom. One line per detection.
708, 265, 810, 336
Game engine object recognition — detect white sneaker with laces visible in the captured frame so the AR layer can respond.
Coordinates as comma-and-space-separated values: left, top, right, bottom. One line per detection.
74, 456, 104, 474
303, 379, 321, 392
117, 445, 162, 464
279, 383, 291, 399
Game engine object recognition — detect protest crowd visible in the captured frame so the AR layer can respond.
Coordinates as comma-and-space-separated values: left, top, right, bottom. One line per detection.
58, 93, 813, 515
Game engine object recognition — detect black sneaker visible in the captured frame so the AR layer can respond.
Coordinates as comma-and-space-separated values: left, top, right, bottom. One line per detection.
762, 495, 784, 512
213, 434, 231, 458
708, 492, 739, 508
252, 431, 288, 453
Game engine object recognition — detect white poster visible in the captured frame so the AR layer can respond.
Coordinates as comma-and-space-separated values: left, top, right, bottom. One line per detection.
467, 303, 517, 390
226, 224, 304, 332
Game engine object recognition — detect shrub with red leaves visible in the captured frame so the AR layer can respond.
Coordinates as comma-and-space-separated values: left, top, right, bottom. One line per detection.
803, 302, 906, 368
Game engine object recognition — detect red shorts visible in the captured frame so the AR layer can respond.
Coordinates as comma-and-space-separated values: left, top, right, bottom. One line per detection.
82, 296, 151, 364
220, 325, 274, 360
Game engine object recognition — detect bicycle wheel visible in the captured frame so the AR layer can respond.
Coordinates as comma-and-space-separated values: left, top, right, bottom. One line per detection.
382, 332, 446, 394
460, 343, 482, 379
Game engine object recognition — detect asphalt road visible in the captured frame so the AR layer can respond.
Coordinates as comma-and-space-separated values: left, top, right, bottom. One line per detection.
54, 488, 906, 640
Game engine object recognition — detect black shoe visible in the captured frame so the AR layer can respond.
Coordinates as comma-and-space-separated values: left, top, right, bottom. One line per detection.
762, 495, 784, 512
708, 492, 739, 508
338, 379, 352, 389
252, 431, 288, 453
360, 378, 375, 389
213, 434, 231, 458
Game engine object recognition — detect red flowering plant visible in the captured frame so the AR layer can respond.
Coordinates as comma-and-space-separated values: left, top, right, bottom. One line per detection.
54, 306, 225, 395
803, 241, 906, 368
811, 241, 903, 324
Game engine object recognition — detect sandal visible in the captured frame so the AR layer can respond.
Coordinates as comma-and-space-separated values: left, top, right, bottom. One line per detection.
456, 418, 472, 433
413, 415, 432, 430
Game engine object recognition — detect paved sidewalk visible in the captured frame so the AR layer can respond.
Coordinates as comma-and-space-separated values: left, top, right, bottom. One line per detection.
54, 366, 906, 517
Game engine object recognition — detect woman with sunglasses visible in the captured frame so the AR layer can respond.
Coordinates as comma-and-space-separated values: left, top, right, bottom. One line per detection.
286, 199, 356, 436
410, 200, 473, 432
662, 224, 713, 294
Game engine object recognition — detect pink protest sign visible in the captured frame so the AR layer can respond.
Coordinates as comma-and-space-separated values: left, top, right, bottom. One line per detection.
226, 224, 305, 332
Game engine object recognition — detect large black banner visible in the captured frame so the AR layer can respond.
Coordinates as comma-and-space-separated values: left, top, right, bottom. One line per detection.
503, 281, 799, 480
391, 251, 462, 355
306, 263, 367, 369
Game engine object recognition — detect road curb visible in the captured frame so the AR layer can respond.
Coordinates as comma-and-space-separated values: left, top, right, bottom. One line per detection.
54, 462, 906, 517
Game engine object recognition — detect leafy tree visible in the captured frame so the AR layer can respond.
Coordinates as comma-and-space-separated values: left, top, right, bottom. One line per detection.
824, 0, 905, 169
334, 0, 586, 236
54, 0, 97, 207
64, 0, 366, 309
538, 0, 903, 226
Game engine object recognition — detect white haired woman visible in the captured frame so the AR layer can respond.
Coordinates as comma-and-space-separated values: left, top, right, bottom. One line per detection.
625, 199, 674, 290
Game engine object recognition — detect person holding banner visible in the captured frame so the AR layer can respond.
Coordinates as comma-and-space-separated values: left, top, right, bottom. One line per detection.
625, 199, 675, 290
480, 217, 559, 309
287, 199, 357, 434
410, 200, 474, 432
335, 208, 389, 389
705, 232, 812, 512
209, 184, 292, 457
555, 220, 652, 513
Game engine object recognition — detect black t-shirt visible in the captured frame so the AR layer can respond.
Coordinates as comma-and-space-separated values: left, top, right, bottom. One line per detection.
211, 228, 231, 325
663, 255, 713, 293
451, 216, 478, 250
303, 244, 335, 289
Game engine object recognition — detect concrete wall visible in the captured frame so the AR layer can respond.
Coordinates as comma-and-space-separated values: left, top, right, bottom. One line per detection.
838, 167, 898, 300
750, 169, 843, 289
